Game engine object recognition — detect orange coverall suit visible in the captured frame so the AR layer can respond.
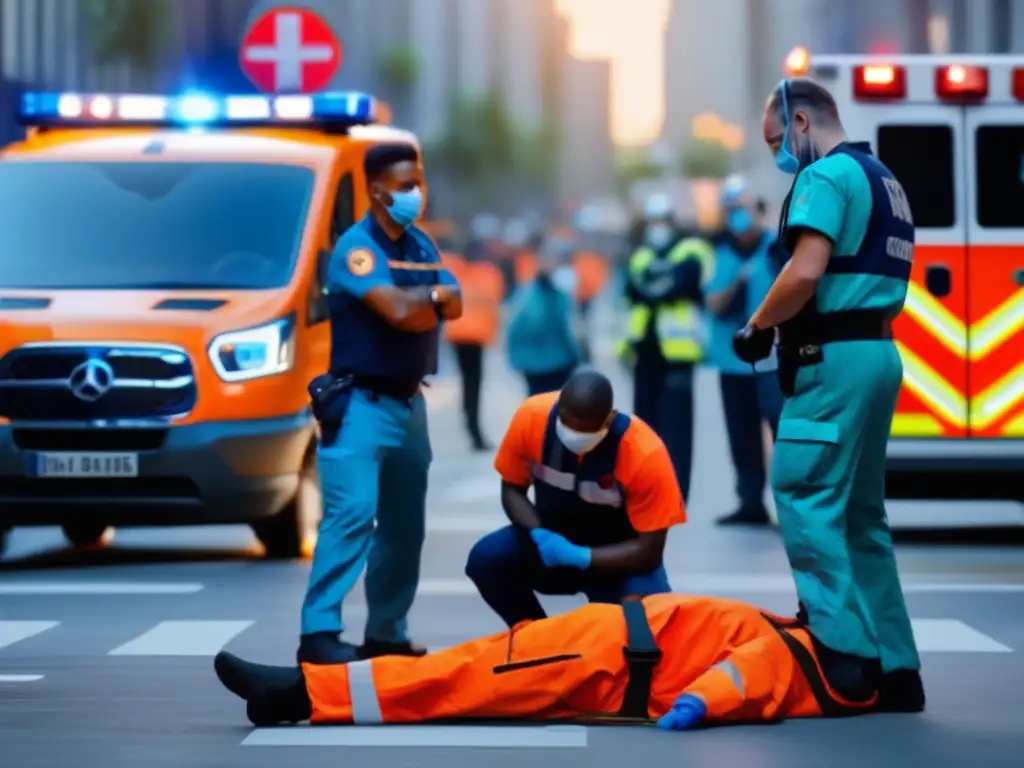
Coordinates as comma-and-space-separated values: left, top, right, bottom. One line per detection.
302, 593, 876, 726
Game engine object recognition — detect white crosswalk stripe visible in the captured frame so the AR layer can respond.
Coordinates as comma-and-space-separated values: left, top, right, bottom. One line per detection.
0, 621, 59, 650
242, 724, 588, 748
108, 620, 254, 656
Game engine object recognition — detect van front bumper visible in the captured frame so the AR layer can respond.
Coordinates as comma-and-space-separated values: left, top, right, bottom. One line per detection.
0, 412, 315, 528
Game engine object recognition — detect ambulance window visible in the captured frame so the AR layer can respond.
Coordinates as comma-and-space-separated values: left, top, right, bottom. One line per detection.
876, 125, 955, 227
975, 126, 1024, 227
332, 173, 355, 242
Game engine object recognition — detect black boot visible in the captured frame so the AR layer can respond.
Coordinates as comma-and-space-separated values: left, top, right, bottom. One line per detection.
214, 652, 313, 726
807, 633, 878, 703
877, 669, 926, 712
297, 631, 360, 664
715, 507, 771, 526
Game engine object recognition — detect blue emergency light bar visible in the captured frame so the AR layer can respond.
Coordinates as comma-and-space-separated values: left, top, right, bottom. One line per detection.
17, 90, 379, 128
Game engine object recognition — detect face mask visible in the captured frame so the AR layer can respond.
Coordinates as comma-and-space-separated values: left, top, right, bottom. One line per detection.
384, 187, 423, 228
774, 122, 818, 175
645, 225, 672, 249
727, 208, 754, 235
556, 420, 608, 455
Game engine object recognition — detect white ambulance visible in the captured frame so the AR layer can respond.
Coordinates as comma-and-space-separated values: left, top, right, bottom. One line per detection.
784, 49, 1024, 525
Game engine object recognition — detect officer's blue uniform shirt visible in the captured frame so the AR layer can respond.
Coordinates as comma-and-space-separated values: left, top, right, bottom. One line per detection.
705, 232, 779, 374
326, 213, 457, 382
786, 142, 913, 315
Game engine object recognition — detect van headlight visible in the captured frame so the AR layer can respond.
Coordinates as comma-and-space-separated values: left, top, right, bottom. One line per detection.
208, 315, 296, 382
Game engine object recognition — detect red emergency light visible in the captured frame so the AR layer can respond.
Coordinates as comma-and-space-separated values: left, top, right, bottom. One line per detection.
1012, 68, 1024, 100
853, 65, 906, 99
935, 65, 988, 100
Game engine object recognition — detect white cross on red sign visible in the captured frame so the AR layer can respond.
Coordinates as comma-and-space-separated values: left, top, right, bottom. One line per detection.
240, 7, 342, 94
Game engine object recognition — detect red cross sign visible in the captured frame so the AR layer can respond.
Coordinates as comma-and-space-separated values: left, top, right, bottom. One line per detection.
240, 7, 342, 94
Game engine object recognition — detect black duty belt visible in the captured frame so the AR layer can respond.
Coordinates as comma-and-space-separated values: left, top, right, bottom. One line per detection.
618, 598, 662, 719
778, 309, 893, 351
349, 374, 422, 402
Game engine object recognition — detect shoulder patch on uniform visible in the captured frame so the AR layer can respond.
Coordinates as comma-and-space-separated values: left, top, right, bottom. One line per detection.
346, 248, 375, 276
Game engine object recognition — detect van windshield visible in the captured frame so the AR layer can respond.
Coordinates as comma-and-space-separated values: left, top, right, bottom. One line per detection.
0, 161, 315, 289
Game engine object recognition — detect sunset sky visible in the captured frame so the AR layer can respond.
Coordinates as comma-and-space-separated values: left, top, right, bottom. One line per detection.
556, 0, 671, 145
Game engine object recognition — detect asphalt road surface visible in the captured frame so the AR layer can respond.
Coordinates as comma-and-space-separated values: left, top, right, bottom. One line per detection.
2, 328, 1023, 767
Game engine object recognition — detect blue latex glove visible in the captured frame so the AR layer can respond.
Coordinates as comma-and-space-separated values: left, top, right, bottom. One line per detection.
530, 528, 591, 570
656, 694, 707, 731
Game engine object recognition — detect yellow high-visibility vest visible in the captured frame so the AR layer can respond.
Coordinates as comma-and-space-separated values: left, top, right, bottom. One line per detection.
619, 237, 715, 362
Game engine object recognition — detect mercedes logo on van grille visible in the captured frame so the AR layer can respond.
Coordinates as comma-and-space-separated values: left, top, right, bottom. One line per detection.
67, 358, 115, 402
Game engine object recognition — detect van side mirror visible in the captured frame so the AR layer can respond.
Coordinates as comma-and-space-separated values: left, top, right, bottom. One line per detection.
306, 248, 332, 325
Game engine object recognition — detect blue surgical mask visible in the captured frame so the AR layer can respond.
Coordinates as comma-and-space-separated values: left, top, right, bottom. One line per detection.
727, 208, 754, 235
385, 187, 423, 228
775, 123, 818, 175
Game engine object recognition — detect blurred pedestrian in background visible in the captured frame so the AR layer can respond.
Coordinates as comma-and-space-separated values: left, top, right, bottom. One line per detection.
506, 236, 580, 395
705, 177, 784, 527
443, 240, 504, 452
618, 193, 714, 502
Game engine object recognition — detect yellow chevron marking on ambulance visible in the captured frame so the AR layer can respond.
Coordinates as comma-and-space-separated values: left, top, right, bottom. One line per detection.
902, 283, 967, 356
970, 360, 1024, 429
969, 289, 1024, 360
894, 342, 968, 427
889, 413, 945, 436
902, 286, 1024, 360
1001, 410, 1024, 437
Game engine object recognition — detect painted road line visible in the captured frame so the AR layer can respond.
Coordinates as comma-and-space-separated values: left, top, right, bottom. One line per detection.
0, 674, 43, 682
911, 619, 1013, 652
108, 620, 254, 656
0, 582, 203, 595
0, 621, 59, 651
242, 724, 588, 748
414, 576, 1024, 596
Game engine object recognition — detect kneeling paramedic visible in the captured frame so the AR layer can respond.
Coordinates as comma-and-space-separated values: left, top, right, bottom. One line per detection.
733, 77, 922, 712
302, 143, 462, 665
464, 369, 684, 627
214, 593, 880, 728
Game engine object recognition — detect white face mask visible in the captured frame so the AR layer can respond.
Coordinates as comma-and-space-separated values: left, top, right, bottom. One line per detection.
556, 420, 608, 455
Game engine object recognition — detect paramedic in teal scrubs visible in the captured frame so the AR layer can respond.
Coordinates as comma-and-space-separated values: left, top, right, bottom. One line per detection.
705, 180, 784, 526
300, 143, 462, 665
733, 78, 923, 713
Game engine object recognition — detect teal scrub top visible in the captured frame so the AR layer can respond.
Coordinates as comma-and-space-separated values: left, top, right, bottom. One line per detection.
705, 233, 779, 374
787, 153, 908, 314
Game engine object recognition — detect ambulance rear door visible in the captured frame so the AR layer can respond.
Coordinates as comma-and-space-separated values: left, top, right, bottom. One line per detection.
873, 107, 969, 438
964, 105, 1024, 437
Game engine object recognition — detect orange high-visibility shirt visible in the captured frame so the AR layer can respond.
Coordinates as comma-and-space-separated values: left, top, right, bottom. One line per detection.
493, 393, 686, 533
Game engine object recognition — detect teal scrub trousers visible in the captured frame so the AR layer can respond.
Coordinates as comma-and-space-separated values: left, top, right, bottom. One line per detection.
771, 340, 920, 674
301, 389, 430, 643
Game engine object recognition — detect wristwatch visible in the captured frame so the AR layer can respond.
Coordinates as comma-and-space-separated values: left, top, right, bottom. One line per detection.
429, 287, 444, 317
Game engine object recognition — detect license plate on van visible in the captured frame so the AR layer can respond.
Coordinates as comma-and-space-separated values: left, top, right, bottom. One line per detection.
32, 453, 139, 478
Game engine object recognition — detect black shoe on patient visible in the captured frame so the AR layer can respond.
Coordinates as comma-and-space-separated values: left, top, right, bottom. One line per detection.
876, 669, 926, 712
297, 631, 361, 664
214, 652, 313, 726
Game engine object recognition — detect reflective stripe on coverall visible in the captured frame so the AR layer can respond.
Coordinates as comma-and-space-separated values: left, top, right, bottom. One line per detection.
302, 594, 876, 726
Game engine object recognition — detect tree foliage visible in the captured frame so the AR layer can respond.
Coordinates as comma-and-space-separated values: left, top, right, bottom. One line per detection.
614, 147, 663, 193
378, 45, 420, 90
83, 0, 170, 71
679, 137, 734, 180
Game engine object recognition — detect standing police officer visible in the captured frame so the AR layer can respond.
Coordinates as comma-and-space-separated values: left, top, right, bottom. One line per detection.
734, 78, 923, 712
301, 143, 462, 665
619, 194, 714, 501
